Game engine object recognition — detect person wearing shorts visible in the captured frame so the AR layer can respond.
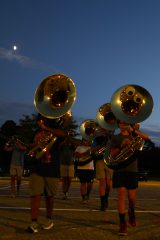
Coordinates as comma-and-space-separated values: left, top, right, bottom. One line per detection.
4, 138, 26, 197
74, 138, 95, 203
110, 121, 149, 236
26, 115, 67, 233
91, 132, 113, 211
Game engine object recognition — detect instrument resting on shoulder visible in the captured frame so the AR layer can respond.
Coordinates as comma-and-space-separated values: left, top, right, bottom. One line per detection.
29, 73, 76, 162
104, 136, 144, 170
103, 84, 153, 170
75, 155, 93, 166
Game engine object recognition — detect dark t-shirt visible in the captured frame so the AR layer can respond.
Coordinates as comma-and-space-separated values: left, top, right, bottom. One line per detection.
110, 133, 138, 172
91, 135, 109, 160
31, 137, 63, 177
59, 145, 74, 165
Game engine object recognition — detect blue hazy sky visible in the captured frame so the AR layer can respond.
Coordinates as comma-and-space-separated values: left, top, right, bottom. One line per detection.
0, 0, 160, 143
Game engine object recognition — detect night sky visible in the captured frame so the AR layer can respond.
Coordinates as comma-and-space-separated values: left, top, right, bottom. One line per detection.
0, 0, 160, 144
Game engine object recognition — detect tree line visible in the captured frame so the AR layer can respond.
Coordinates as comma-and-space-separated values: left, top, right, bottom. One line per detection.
0, 113, 79, 175
0, 113, 159, 177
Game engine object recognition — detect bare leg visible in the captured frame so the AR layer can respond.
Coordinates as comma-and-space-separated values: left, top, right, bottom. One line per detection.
17, 176, 21, 193
117, 187, 126, 214
117, 187, 127, 235
86, 181, 93, 199
45, 196, 54, 218
62, 177, 72, 194
128, 189, 137, 226
10, 175, 16, 196
98, 178, 107, 210
30, 195, 41, 221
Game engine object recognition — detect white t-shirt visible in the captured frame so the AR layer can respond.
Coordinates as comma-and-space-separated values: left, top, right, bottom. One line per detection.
74, 145, 94, 170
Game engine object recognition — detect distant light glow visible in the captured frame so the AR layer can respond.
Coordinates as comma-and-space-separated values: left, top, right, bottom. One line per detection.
13, 45, 18, 51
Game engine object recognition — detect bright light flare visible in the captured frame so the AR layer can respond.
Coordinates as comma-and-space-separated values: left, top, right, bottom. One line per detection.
12, 45, 18, 51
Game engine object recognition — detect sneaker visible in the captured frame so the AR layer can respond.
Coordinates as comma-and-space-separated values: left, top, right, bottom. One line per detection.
26, 222, 39, 233
42, 219, 54, 230
118, 223, 127, 236
128, 210, 136, 227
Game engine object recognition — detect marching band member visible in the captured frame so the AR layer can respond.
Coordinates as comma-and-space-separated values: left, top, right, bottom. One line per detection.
26, 114, 66, 233
109, 121, 149, 236
74, 138, 95, 203
91, 128, 113, 211
4, 133, 27, 197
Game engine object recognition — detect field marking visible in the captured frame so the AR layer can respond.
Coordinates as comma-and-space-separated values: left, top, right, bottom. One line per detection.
0, 182, 28, 190
0, 206, 160, 214
0, 194, 157, 201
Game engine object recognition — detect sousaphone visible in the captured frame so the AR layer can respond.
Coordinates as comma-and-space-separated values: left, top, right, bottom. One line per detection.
104, 84, 154, 169
29, 73, 76, 160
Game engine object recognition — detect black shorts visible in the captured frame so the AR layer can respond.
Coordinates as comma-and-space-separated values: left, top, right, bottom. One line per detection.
77, 169, 95, 183
112, 171, 138, 189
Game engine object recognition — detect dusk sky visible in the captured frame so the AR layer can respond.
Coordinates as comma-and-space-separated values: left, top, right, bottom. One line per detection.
0, 0, 160, 144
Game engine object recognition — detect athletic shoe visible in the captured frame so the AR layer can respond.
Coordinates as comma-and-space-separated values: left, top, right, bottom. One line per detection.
118, 222, 127, 236
42, 219, 54, 230
26, 222, 39, 233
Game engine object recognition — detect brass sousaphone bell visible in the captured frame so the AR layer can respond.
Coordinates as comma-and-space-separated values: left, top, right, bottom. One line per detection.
110, 84, 154, 124
79, 119, 99, 140
96, 102, 118, 131
34, 73, 76, 119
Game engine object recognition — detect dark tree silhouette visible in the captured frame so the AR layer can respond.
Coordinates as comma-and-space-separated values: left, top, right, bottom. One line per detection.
0, 113, 80, 175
